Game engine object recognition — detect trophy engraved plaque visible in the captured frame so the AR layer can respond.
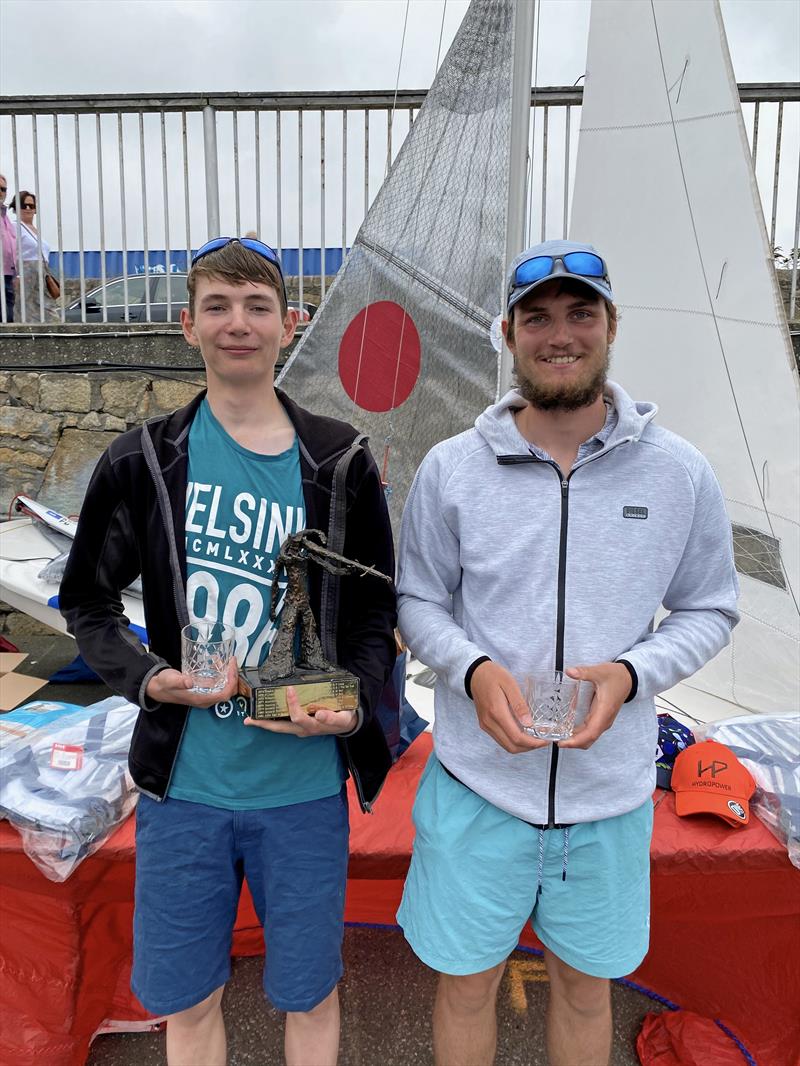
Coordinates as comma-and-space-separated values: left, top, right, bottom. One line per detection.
239, 529, 392, 720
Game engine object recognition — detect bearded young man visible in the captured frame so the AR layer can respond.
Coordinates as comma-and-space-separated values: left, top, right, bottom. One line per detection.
395, 240, 739, 1066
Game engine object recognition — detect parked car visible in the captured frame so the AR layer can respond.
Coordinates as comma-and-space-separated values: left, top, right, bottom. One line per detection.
65, 273, 318, 325
291, 301, 318, 322
65, 273, 189, 322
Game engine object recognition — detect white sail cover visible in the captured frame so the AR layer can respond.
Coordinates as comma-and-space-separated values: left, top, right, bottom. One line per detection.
277, 0, 512, 527
570, 0, 800, 714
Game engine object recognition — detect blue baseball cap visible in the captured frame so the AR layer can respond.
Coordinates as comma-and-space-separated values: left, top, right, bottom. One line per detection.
506, 239, 614, 314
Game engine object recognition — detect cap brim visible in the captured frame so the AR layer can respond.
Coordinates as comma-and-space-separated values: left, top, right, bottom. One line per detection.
507, 273, 613, 314
674, 790, 750, 827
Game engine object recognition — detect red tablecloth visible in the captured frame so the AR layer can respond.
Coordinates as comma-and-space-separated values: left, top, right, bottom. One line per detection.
1, 734, 798, 1066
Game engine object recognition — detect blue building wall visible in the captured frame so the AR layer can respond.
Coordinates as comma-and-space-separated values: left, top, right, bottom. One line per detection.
49, 247, 348, 279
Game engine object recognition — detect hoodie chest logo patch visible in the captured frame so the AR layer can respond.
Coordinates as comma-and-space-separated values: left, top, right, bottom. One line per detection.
623, 506, 648, 520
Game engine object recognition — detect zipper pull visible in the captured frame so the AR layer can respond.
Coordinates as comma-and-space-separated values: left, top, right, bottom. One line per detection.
561, 479, 569, 491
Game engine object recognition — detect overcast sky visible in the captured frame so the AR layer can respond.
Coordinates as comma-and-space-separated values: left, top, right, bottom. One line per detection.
1, 0, 797, 96
0, 0, 797, 253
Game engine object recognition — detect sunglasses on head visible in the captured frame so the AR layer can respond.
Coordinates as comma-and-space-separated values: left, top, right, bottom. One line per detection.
191, 237, 287, 305
510, 251, 608, 293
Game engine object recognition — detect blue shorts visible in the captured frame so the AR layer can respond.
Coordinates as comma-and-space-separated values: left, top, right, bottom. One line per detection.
397, 756, 652, 979
132, 788, 349, 1015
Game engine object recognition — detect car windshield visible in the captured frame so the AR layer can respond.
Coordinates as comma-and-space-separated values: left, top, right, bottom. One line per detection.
152, 275, 188, 303
87, 276, 149, 306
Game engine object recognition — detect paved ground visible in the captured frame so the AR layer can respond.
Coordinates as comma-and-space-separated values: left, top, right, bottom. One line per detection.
85, 936, 663, 1066
9, 632, 663, 1065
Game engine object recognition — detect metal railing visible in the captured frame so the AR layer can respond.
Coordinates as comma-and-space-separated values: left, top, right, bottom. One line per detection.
0, 84, 797, 326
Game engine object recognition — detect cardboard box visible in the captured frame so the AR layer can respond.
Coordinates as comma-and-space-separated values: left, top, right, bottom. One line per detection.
0, 653, 48, 712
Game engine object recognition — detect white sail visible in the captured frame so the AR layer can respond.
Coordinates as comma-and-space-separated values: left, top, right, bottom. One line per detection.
277, 0, 513, 528
570, 0, 800, 715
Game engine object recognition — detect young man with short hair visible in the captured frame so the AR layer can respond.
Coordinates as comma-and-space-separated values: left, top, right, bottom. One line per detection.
396, 239, 739, 1065
61, 237, 397, 1066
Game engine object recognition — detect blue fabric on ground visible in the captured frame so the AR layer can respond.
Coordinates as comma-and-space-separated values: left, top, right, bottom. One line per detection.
49, 653, 102, 684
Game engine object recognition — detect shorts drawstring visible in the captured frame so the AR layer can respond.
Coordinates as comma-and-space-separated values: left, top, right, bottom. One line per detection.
536, 828, 545, 897
562, 826, 570, 882
536, 825, 572, 896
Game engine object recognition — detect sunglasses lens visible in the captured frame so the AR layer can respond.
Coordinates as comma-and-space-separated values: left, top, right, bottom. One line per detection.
191, 237, 228, 264
191, 237, 283, 275
562, 252, 605, 277
240, 238, 279, 265
514, 256, 555, 287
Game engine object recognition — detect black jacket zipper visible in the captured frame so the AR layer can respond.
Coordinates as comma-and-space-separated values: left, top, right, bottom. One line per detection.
548, 465, 571, 828
498, 452, 570, 827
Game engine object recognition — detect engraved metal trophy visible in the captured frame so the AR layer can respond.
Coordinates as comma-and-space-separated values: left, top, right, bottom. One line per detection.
238, 529, 392, 720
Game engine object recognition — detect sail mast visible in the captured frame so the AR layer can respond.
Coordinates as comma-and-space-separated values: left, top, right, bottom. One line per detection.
498, 0, 536, 397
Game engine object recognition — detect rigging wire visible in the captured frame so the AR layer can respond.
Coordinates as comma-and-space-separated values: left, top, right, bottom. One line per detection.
380, 0, 450, 482
276, 0, 512, 507
378, 0, 510, 485
344, 0, 456, 490
526, 0, 541, 247
648, 0, 799, 620
372, 0, 516, 480
654, 693, 708, 727
348, 0, 413, 428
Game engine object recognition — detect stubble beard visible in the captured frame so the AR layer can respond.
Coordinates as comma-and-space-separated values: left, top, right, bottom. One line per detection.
516, 347, 611, 412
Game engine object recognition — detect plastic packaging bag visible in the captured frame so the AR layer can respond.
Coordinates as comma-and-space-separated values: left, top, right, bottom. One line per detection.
0, 696, 139, 880
706, 713, 800, 869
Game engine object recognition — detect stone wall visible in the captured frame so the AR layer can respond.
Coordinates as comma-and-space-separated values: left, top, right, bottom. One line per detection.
0, 365, 206, 638
1, 369, 206, 519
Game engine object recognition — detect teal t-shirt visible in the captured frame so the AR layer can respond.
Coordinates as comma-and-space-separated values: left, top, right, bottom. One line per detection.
167, 399, 344, 810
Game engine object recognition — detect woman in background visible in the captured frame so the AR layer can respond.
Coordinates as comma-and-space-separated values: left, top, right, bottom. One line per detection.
11, 191, 59, 321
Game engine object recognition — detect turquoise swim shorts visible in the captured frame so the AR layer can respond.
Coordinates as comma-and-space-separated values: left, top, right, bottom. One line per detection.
397, 755, 653, 979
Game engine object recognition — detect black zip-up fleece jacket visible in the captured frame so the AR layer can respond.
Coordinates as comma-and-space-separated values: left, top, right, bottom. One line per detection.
60, 388, 398, 812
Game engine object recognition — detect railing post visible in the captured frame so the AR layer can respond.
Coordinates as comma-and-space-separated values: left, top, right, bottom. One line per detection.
790, 145, 800, 322
499, 0, 536, 398
203, 104, 220, 239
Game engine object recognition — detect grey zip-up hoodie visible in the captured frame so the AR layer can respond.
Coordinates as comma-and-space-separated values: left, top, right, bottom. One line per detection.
397, 381, 739, 825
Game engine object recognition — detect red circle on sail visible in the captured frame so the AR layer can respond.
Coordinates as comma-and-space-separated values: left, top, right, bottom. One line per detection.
338, 301, 421, 413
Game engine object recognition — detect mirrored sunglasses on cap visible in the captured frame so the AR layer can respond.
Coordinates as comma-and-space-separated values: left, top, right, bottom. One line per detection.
510, 251, 608, 292
191, 236, 287, 302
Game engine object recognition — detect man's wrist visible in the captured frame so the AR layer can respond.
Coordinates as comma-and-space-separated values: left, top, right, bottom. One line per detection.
140, 661, 170, 710
465, 656, 492, 699
337, 704, 363, 737
614, 658, 638, 703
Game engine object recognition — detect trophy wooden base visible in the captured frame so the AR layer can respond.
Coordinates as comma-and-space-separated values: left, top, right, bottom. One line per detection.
238, 667, 360, 721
